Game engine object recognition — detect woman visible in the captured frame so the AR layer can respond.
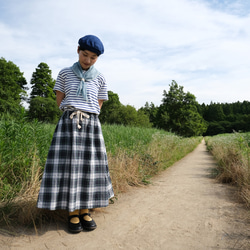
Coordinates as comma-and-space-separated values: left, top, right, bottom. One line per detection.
37, 35, 114, 233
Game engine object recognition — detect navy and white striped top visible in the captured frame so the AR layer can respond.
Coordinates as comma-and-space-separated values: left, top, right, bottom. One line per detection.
54, 66, 108, 114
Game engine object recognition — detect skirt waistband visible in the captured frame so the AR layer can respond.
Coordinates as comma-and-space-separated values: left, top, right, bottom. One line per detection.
63, 106, 97, 116
63, 107, 97, 129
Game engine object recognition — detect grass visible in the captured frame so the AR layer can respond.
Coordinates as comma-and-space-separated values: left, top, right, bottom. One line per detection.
205, 132, 250, 208
0, 116, 201, 233
0, 118, 54, 201
105, 126, 201, 190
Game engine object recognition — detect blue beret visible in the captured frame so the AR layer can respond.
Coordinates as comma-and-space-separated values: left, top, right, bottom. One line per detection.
78, 35, 104, 56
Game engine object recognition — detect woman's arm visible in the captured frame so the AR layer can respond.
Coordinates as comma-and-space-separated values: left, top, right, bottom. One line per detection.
56, 91, 65, 107
98, 100, 104, 109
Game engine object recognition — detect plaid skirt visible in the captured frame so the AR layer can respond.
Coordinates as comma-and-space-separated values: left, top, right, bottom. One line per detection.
37, 110, 114, 212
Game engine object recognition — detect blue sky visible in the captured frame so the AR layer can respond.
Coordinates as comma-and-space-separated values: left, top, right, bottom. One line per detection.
0, 0, 249, 109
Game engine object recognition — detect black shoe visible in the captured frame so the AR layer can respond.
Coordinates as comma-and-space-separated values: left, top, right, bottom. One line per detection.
68, 215, 83, 233
80, 213, 97, 231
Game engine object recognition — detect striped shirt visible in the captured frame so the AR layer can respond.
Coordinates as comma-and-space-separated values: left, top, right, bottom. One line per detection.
54, 66, 108, 114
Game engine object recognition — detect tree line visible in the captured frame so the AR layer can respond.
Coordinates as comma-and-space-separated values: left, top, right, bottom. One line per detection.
1, 57, 249, 137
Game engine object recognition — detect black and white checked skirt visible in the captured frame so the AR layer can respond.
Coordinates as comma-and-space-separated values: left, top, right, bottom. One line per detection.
37, 110, 114, 212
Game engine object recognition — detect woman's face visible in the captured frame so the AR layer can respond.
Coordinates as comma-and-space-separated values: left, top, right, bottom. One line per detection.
77, 48, 98, 70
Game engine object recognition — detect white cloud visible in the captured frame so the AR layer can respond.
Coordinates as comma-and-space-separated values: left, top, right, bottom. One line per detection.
0, 0, 250, 109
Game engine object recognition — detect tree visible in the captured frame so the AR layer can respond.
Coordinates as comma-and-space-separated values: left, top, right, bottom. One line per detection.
205, 121, 225, 136
115, 105, 138, 125
28, 62, 60, 122
0, 57, 28, 114
139, 102, 158, 127
222, 103, 233, 116
161, 80, 207, 136
30, 62, 55, 100
203, 102, 225, 121
29, 96, 61, 123
99, 91, 122, 124
114, 105, 151, 127
136, 109, 152, 128
99, 91, 151, 127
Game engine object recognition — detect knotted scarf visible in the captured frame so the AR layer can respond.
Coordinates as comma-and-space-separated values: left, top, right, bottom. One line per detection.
71, 61, 100, 101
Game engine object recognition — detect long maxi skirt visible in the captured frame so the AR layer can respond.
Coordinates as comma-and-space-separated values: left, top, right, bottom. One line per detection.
37, 110, 114, 212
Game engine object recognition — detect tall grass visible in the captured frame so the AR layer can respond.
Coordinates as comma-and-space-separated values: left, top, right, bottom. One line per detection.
0, 117, 54, 201
104, 125, 201, 190
0, 116, 201, 232
205, 132, 250, 207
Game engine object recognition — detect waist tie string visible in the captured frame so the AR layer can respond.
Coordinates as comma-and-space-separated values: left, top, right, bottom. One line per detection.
69, 111, 90, 129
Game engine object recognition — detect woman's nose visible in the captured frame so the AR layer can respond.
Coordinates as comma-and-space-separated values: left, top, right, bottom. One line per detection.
85, 57, 91, 63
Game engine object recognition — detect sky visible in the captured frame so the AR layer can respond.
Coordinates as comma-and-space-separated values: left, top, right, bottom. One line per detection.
0, 0, 250, 109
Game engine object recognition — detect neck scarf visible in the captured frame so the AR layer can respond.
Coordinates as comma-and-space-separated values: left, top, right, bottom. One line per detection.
71, 61, 100, 101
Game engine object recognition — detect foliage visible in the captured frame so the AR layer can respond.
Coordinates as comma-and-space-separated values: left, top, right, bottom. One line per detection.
28, 62, 59, 123
100, 91, 152, 128
0, 57, 28, 114
29, 96, 62, 123
200, 101, 250, 135
99, 91, 122, 123
158, 80, 207, 136
29, 62, 55, 99
138, 102, 158, 127
141, 88, 250, 136
203, 102, 225, 121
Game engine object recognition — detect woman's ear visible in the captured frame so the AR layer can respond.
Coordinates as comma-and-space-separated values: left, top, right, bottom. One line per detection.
77, 46, 80, 54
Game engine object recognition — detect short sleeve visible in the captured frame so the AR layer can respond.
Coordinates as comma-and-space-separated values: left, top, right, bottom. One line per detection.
53, 69, 66, 93
98, 74, 108, 101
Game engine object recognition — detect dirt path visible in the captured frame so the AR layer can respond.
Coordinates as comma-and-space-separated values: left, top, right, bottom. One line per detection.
1, 140, 250, 250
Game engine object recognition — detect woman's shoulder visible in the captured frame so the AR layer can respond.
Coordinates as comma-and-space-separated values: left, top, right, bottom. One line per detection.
57, 67, 76, 80
59, 66, 73, 74
96, 71, 106, 82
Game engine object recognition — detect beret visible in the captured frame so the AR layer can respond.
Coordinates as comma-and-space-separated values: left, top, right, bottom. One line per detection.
78, 35, 104, 56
